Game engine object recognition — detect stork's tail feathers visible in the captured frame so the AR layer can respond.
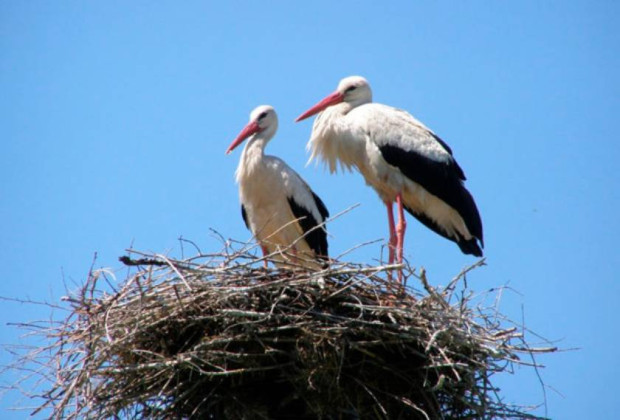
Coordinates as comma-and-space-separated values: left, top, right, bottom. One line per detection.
456, 238, 483, 257
404, 205, 484, 258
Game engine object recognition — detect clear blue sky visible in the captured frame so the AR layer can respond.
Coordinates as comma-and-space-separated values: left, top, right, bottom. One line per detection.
1, 1, 618, 418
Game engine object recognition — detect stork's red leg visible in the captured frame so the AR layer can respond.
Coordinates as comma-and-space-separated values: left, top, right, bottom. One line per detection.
395, 194, 407, 283
261, 245, 269, 268
385, 201, 396, 266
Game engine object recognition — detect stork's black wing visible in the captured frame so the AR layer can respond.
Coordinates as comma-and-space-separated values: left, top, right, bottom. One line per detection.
241, 204, 249, 229
379, 142, 483, 254
287, 192, 329, 259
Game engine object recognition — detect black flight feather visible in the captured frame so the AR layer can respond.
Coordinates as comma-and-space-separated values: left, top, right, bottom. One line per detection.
241, 204, 249, 229
287, 195, 329, 259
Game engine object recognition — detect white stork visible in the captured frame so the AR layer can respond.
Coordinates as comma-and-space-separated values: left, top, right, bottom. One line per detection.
226, 105, 329, 269
295, 76, 483, 277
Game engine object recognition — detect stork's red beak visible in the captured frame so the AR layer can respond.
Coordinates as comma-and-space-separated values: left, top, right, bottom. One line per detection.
295, 91, 344, 122
226, 121, 261, 154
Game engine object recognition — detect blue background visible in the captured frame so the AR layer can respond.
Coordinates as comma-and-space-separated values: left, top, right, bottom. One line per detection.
1, 2, 618, 418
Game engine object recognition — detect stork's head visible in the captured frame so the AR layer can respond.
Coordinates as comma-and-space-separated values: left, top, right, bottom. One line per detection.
295, 75, 372, 122
226, 105, 278, 154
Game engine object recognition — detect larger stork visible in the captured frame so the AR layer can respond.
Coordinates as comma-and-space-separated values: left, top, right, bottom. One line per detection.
227, 105, 329, 269
296, 76, 483, 276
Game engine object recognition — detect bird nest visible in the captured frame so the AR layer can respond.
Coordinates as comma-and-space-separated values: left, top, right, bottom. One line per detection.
11, 244, 556, 419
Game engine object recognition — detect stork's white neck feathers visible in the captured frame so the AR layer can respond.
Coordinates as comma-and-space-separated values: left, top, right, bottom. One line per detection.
236, 135, 269, 183
306, 106, 364, 173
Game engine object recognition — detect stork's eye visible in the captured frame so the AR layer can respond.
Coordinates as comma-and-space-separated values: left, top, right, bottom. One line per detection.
258, 112, 268, 120
345, 85, 357, 93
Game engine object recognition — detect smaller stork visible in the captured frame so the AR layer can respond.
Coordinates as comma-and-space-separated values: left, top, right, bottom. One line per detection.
226, 105, 329, 269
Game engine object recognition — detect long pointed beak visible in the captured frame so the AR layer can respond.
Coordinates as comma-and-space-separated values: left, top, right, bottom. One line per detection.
295, 91, 344, 122
226, 121, 260, 154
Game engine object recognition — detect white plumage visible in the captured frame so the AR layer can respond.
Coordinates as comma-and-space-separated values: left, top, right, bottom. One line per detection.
296, 76, 483, 279
226, 105, 329, 269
